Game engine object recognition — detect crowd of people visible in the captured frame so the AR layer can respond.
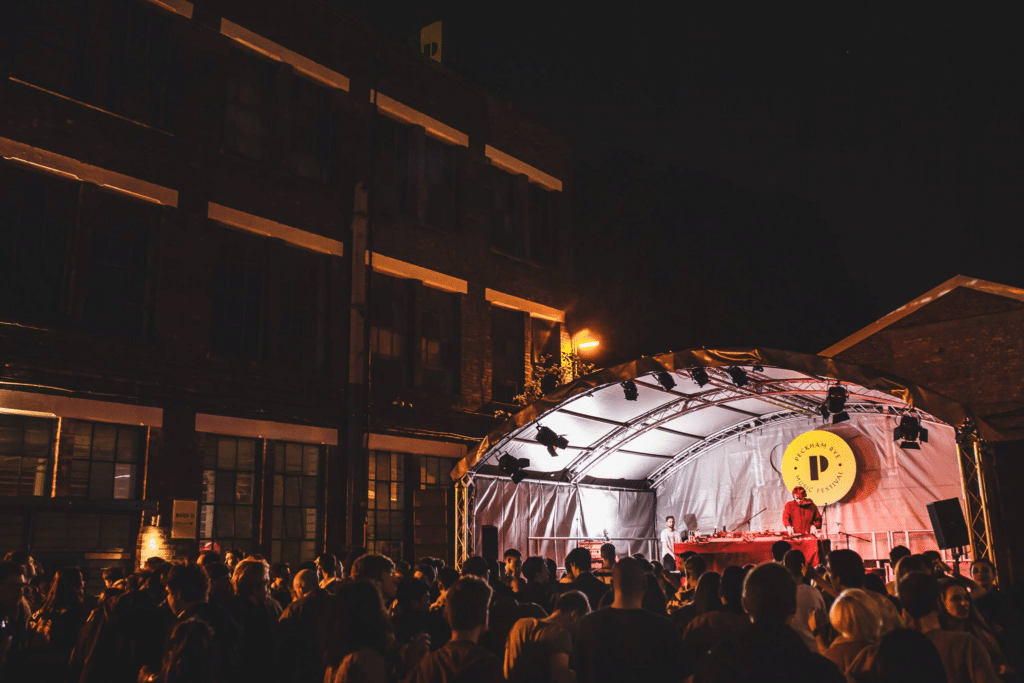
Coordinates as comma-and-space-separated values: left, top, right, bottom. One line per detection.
0, 541, 1020, 682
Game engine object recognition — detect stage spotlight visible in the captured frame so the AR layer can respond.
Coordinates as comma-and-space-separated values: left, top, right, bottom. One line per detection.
690, 367, 710, 387
727, 367, 748, 387
655, 371, 676, 391
621, 380, 639, 401
536, 425, 569, 457
825, 385, 850, 423
894, 415, 929, 449
498, 453, 530, 484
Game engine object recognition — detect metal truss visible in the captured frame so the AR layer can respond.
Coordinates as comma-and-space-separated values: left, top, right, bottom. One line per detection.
956, 438, 994, 562
454, 476, 474, 570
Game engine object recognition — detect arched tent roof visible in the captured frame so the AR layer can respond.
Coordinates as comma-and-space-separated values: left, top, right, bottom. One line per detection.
453, 348, 1000, 489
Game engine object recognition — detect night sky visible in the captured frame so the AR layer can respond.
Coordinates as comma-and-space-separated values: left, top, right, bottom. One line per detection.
353, 6, 1024, 366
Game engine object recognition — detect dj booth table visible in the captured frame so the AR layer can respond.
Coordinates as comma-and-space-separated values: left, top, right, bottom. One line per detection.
675, 537, 823, 572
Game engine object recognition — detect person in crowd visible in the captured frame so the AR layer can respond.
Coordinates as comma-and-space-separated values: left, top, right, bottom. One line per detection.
139, 618, 218, 683
824, 549, 903, 635
503, 549, 523, 588
431, 567, 460, 613
514, 556, 551, 610
278, 568, 332, 683
782, 486, 822, 536
25, 566, 88, 681
0, 561, 29, 678
395, 560, 412, 583
641, 573, 669, 617
672, 571, 719, 632
783, 549, 826, 652
660, 516, 682, 561
868, 628, 948, 683
228, 558, 281, 683
576, 557, 680, 683
316, 553, 343, 594
544, 558, 560, 588
4, 551, 42, 612
203, 562, 235, 608
674, 553, 707, 606
269, 562, 292, 607
937, 578, 1008, 674
820, 589, 881, 676
164, 563, 240, 681
594, 544, 616, 585
197, 550, 223, 567
505, 589, 589, 683
392, 578, 450, 653
892, 554, 934, 597
144, 557, 167, 571
898, 570, 1000, 683
406, 576, 503, 683
682, 565, 750, 660
922, 550, 949, 577
102, 566, 125, 590
224, 548, 245, 572
413, 563, 436, 588
554, 548, 609, 612
323, 580, 395, 683
340, 547, 366, 580
885, 545, 911, 596
351, 553, 398, 604
695, 561, 844, 683
461, 556, 544, 658
771, 540, 792, 563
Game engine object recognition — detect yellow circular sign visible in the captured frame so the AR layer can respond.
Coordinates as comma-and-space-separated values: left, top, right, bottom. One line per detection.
781, 430, 857, 505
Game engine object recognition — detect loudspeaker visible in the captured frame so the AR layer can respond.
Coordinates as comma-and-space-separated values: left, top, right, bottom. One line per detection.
927, 498, 970, 550
481, 525, 498, 560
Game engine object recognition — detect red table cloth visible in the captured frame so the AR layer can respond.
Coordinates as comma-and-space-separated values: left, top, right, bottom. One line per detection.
675, 537, 819, 572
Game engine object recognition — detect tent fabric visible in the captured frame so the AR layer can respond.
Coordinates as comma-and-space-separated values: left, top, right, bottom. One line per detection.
655, 414, 961, 561
473, 478, 655, 562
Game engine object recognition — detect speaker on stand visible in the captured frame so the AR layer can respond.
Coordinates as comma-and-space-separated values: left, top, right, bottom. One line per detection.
926, 498, 971, 570
481, 524, 499, 561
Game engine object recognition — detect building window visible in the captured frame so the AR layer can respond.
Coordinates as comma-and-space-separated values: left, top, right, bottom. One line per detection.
415, 286, 460, 394
80, 189, 159, 337
104, 0, 176, 129
528, 185, 558, 266
419, 456, 452, 490
210, 232, 266, 360
369, 274, 413, 394
61, 421, 143, 500
286, 75, 333, 182
269, 441, 321, 569
377, 115, 412, 216
424, 136, 457, 231
532, 319, 561, 367
367, 451, 404, 560
491, 307, 526, 404
200, 435, 258, 554
488, 166, 523, 257
0, 163, 78, 326
223, 52, 277, 161
11, 0, 91, 100
0, 415, 53, 498
275, 248, 326, 372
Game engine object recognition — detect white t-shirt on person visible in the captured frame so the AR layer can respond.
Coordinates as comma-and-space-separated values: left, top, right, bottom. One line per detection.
660, 527, 682, 560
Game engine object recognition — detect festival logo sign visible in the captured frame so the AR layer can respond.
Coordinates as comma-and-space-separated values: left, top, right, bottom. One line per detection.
781, 430, 857, 505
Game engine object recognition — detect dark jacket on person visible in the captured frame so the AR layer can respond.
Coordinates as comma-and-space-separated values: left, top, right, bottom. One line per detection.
554, 572, 609, 613
176, 602, 241, 681
76, 589, 173, 683
277, 588, 332, 683
227, 596, 282, 683
695, 622, 844, 683
405, 639, 504, 683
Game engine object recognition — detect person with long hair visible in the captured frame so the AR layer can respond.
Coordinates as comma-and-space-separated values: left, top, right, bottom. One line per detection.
26, 566, 88, 681
938, 578, 1009, 675
672, 571, 720, 632
140, 618, 218, 683
822, 589, 881, 676
323, 580, 394, 683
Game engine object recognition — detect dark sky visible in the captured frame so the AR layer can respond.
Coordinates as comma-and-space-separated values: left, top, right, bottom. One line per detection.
355, 6, 1024, 365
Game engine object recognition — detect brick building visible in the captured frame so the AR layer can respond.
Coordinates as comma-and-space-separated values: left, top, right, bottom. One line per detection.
823, 275, 1024, 582
0, 0, 574, 585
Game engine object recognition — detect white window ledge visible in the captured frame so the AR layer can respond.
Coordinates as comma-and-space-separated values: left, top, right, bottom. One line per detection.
370, 90, 469, 147
221, 19, 350, 91
0, 389, 163, 427
196, 413, 338, 445
485, 145, 562, 192
208, 202, 344, 257
143, 0, 193, 19
366, 252, 468, 294
368, 432, 467, 458
0, 136, 178, 206
485, 288, 565, 322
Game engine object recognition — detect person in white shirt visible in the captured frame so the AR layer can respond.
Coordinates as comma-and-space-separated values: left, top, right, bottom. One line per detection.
783, 549, 827, 652
660, 516, 682, 563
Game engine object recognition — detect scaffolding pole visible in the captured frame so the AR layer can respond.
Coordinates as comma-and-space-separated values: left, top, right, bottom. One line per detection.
956, 437, 993, 563
454, 476, 474, 570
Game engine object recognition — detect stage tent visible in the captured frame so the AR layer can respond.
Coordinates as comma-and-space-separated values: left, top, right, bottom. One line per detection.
452, 348, 1001, 567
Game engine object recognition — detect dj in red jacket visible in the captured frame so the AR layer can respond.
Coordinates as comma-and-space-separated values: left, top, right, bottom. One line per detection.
782, 486, 822, 536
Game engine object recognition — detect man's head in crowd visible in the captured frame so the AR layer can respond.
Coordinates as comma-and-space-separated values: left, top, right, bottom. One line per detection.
437, 566, 461, 593
165, 563, 209, 616
552, 589, 591, 626
396, 577, 432, 612
3, 551, 38, 580
233, 558, 270, 603
565, 548, 594, 579
898, 571, 941, 623
783, 549, 807, 580
829, 549, 866, 590
503, 549, 522, 577
102, 566, 125, 588
771, 540, 792, 562
224, 548, 244, 571
445, 576, 492, 638
719, 565, 747, 608
683, 554, 707, 591
292, 568, 319, 598
413, 563, 436, 586
521, 556, 549, 584
351, 553, 397, 601
460, 556, 489, 581
889, 545, 911, 571
315, 553, 339, 582
600, 544, 616, 567
0, 561, 27, 611
611, 557, 646, 608
742, 562, 797, 625
665, 515, 675, 530
970, 558, 996, 590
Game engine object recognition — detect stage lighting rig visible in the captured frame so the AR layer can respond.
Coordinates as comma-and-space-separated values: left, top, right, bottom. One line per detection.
621, 380, 639, 401
690, 367, 710, 387
536, 425, 569, 456
894, 415, 928, 449
726, 367, 748, 387
655, 371, 676, 391
498, 453, 530, 484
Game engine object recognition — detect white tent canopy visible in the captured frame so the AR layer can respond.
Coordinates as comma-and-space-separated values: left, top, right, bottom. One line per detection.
454, 348, 991, 565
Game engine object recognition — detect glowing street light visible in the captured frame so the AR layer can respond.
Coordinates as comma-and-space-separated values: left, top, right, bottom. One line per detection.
572, 329, 600, 353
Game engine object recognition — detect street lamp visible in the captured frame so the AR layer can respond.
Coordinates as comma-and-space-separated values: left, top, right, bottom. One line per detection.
572, 329, 600, 353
